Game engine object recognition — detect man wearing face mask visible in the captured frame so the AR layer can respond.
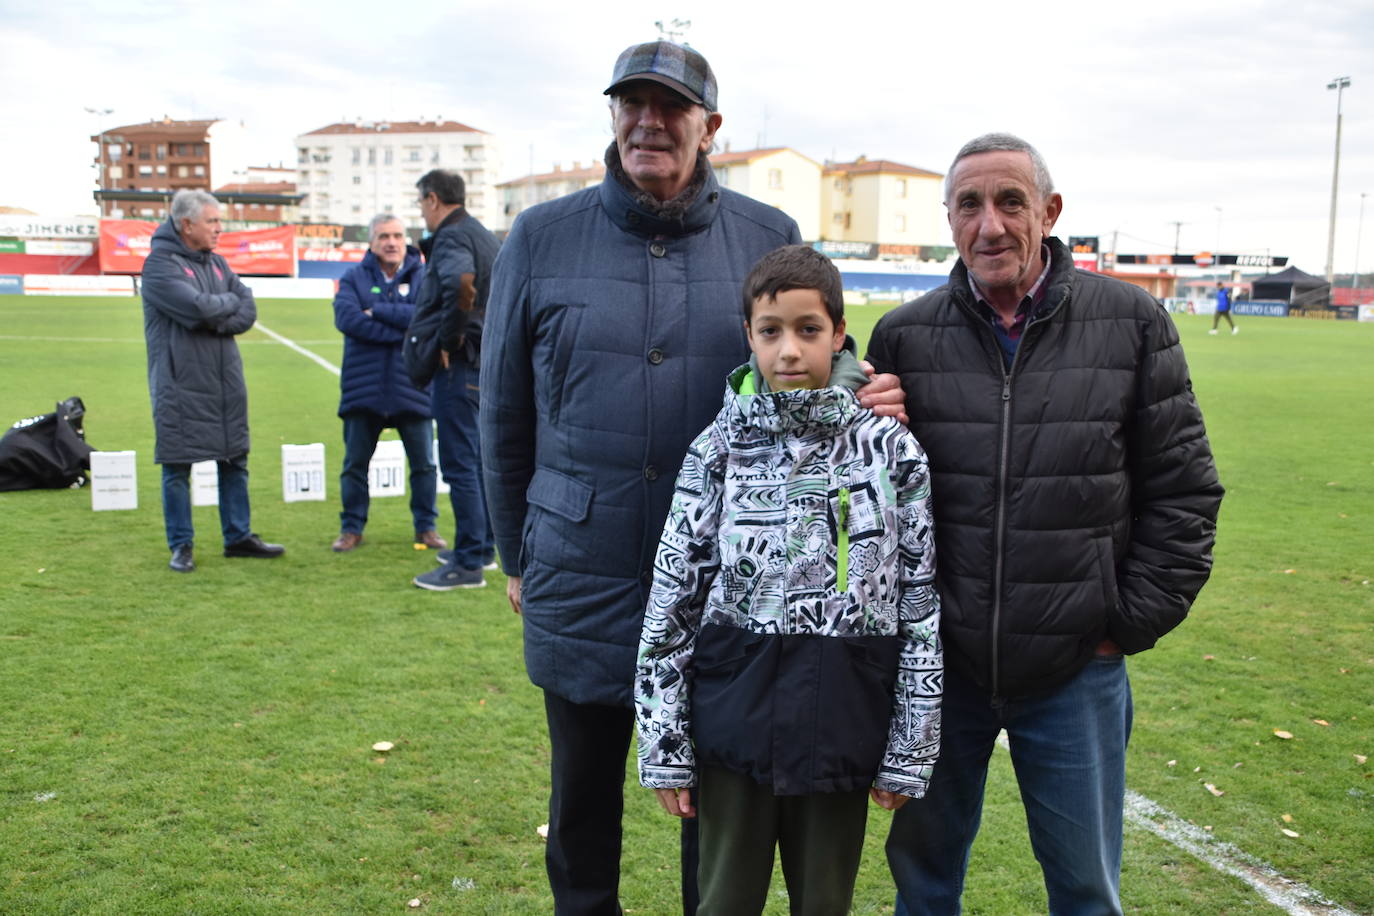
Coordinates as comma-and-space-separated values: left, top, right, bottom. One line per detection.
482, 40, 906, 915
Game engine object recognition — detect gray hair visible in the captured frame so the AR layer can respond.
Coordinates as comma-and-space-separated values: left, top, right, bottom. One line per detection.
945, 132, 1055, 201
368, 213, 404, 241
170, 189, 220, 227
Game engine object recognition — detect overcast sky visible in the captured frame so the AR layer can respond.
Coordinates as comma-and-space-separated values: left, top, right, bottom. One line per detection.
2, 0, 1371, 274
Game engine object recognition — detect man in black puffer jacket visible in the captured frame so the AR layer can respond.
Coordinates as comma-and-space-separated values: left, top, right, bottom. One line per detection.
868, 133, 1223, 916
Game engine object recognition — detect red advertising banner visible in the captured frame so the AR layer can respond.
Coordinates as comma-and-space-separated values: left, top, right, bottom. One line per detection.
98, 220, 297, 276
98, 219, 156, 273
219, 225, 296, 276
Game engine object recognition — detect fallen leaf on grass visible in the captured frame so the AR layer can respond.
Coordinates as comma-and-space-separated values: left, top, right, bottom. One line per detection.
1283, 569, 1296, 575
1203, 783, 1225, 796
372, 741, 394, 752
1356, 754, 1368, 765
1281, 828, 1301, 838
1273, 730, 1294, 740
1313, 719, 1330, 727
537, 823, 549, 839
408, 898, 422, 909
1203, 654, 1215, 661
1203, 825, 1213, 831
1166, 760, 1177, 767
1281, 813, 1294, 823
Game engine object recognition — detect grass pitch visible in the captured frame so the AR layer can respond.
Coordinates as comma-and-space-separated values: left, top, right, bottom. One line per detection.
1, 295, 1370, 914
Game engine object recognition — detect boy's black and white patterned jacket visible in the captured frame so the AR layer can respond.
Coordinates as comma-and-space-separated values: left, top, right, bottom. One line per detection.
634, 364, 942, 798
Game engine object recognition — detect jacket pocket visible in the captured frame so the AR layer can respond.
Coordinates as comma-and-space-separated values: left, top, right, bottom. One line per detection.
1096, 536, 1121, 614
526, 466, 593, 522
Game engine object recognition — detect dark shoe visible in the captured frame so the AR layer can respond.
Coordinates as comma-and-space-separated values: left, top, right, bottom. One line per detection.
332, 532, 364, 553
414, 530, 448, 550
413, 563, 486, 591
169, 545, 195, 573
224, 534, 285, 558
434, 549, 498, 571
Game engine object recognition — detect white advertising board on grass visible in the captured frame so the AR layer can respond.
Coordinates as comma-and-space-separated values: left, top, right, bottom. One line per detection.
24, 274, 135, 297
90, 450, 138, 511
369, 438, 406, 498
191, 460, 218, 506
240, 277, 337, 300
282, 443, 326, 502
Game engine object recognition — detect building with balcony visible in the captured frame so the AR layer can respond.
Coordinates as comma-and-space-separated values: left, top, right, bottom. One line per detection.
90, 118, 252, 219
822, 157, 945, 251
294, 119, 500, 229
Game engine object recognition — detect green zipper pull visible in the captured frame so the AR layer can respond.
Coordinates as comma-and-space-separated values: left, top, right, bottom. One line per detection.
837, 486, 850, 592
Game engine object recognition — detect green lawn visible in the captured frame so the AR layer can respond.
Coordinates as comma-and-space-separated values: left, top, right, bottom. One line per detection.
1, 295, 1369, 914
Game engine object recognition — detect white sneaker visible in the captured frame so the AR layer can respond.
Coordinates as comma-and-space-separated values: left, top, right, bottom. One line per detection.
1208, 329, 1218, 335
1232, 325, 1239, 335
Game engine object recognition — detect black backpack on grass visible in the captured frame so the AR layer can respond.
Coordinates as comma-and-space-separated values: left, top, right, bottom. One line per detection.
0, 397, 93, 491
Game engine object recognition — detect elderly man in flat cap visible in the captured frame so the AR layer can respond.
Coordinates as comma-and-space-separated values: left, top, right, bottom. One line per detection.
482, 40, 905, 914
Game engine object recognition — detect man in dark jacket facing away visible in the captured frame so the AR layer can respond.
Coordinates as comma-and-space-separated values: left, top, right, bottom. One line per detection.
142, 189, 284, 573
867, 133, 1224, 915
409, 169, 500, 591
330, 214, 444, 553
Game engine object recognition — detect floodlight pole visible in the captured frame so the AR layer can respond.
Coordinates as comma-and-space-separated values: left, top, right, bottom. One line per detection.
1324, 76, 1350, 285
85, 106, 114, 216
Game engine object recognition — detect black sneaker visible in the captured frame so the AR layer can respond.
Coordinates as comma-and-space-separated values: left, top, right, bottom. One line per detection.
413, 564, 486, 591
169, 544, 195, 573
224, 534, 285, 558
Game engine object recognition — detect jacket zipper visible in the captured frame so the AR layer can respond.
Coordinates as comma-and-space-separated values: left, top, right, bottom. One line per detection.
987, 290, 1066, 701
837, 486, 850, 592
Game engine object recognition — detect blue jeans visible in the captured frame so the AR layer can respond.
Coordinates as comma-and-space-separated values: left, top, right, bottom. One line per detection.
161, 456, 251, 549
886, 655, 1132, 916
339, 412, 438, 535
432, 360, 493, 569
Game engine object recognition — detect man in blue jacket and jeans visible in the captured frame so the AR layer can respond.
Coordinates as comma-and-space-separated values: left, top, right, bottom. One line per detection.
330, 214, 443, 554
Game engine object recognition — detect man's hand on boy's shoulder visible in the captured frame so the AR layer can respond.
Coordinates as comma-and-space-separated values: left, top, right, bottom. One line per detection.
856, 362, 909, 426
653, 787, 696, 818
870, 787, 911, 811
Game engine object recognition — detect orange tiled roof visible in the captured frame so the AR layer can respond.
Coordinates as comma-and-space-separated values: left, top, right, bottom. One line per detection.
214, 181, 297, 194
107, 118, 220, 135
497, 162, 606, 187
825, 158, 942, 179
708, 147, 792, 166
302, 120, 486, 136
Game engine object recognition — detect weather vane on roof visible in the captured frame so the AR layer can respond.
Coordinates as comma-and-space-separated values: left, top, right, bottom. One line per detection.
655, 18, 691, 44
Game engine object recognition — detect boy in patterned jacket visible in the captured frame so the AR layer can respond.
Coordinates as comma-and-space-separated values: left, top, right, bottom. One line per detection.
634, 245, 942, 913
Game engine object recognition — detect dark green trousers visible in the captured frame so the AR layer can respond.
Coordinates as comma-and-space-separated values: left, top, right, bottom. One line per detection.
697, 765, 869, 915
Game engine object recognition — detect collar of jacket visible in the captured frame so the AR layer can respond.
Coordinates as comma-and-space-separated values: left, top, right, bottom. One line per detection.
724, 358, 864, 436
949, 235, 1075, 320
151, 216, 211, 263
419, 207, 467, 258
360, 245, 422, 281
599, 143, 721, 238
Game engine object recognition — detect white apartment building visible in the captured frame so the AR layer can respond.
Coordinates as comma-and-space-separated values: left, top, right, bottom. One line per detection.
822, 158, 945, 248
294, 119, 501, 228
495, 161, 606, 233
710, 147, 822, 241
495, 147, 824, 238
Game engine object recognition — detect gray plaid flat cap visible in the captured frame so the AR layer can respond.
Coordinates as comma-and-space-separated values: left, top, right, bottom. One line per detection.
603, 40, 717, 111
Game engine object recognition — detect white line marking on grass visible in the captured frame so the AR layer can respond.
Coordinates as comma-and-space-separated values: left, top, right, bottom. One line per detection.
1125, 792, 1356, 916
252, 322, 340, 377
993, 733, 1352, 915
